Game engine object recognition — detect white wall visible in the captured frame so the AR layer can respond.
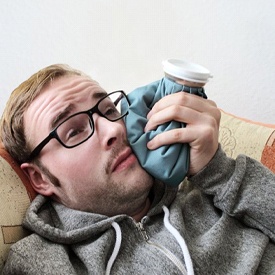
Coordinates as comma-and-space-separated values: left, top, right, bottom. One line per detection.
1, 0, 275, 124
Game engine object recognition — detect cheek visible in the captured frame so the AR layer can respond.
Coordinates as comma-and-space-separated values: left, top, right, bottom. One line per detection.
44, 141, 104, 182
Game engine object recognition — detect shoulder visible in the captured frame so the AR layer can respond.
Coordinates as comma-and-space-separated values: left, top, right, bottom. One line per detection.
3, 233, 74, 274
9, 233, 68, 259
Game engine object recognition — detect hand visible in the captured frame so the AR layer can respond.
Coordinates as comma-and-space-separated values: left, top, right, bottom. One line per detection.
144, 92, 221, 175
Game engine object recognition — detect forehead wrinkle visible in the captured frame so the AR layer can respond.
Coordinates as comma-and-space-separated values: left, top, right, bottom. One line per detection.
50, 91, 107, 130
24, 75, 105, 145
46, 79, 103, 129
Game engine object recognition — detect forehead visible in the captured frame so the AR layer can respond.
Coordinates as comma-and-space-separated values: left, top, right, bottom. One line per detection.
29, 75, 105, 114
24, 75, 105, 143
41, 75, 104, 101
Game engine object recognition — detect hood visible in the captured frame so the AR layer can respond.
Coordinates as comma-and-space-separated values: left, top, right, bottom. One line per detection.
22, 181, 195, 275
23, 180, 178, 245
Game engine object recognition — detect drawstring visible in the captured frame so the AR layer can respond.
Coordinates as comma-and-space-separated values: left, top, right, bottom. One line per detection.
105, 222, 122, 275
105, 208, 194, 275
162, 205, 194, 275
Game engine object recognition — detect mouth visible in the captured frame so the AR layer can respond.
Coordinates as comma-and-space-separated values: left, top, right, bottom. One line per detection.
111, 148, 137, 173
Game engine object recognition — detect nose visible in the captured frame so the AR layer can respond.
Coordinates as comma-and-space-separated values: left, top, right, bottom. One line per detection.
93, 114, 126, 150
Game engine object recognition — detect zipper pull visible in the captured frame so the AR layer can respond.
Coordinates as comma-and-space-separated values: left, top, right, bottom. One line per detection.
137, 222, 149, 241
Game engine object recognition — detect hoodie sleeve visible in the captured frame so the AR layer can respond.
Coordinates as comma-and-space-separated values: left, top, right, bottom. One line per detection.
189, 146, 275, 242
2, 235, 79, 275
2, 248, 36, 275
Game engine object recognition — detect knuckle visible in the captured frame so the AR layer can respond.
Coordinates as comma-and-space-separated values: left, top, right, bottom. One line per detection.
207, 99, 218, 107
209, 114, 219, 128
171, 104, 182, 115
172, 129, 183, 142
213, 107, 221, 122
204, 127, 215, 139
206, 107, 221, 127
203, 121, 219, 140
178, 92, 188, 104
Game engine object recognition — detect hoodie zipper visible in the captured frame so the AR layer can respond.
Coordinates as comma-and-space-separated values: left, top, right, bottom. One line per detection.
136, 221, 187, 275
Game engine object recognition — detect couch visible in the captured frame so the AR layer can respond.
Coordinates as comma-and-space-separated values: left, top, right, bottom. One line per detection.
0, 110, 274, 271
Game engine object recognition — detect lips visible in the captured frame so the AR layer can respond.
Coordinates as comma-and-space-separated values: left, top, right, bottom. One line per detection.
111, 148, 137, 173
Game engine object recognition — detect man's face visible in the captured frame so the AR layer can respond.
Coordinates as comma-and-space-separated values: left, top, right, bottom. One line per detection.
23, 75, 153, 216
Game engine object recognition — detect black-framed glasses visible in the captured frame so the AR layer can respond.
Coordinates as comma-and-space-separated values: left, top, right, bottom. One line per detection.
27, 90, 130, 161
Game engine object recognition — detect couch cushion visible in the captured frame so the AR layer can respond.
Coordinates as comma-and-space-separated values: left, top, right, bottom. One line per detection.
219, 110, 275, 173
0, 143, 36, 270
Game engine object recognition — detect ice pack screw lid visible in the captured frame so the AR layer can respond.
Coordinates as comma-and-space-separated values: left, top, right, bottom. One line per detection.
162, 59, 212, 84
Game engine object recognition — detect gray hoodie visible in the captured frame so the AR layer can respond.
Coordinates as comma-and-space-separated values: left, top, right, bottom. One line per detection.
3, 148, 275, 274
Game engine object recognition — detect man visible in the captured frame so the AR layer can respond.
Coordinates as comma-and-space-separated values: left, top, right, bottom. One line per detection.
1, 64, 275, 274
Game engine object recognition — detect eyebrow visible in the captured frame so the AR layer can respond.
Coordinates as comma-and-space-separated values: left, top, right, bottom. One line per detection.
92, 91, 108, 100
50, 91, 108, 130
51, 104, 75, 130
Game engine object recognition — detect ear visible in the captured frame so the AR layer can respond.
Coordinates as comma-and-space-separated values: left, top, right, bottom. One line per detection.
21, 162, 54, 196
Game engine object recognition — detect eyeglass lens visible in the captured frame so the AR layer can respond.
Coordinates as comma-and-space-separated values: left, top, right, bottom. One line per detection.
56, 91, 128, 147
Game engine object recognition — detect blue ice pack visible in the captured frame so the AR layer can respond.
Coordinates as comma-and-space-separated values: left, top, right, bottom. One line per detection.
122, 77, 207, 186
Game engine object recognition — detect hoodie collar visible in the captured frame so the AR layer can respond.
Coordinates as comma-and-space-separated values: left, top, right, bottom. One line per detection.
23, 180, 178, 244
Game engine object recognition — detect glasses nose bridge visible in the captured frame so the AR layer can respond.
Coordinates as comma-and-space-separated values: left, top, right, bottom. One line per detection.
87, 104, 102, 120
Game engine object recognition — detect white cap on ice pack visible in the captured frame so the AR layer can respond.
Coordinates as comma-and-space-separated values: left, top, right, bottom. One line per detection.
162, 59, 212, 83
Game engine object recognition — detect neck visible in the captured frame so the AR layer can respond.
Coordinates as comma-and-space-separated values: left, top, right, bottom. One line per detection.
131, 197, 151, 222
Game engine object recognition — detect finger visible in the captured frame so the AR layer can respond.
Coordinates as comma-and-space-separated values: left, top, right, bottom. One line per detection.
145, 104, 220, 133
147, 128, 192, 150
147, 92, 217, 119
147, 116, 219, 150
145, 105, 198, 132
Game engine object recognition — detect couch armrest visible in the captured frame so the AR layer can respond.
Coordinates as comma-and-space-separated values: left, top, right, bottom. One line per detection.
0, 143, 36, 271
219, 110, 275, 173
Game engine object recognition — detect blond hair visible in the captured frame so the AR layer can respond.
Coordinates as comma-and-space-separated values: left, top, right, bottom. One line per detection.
0, 64, 84, 163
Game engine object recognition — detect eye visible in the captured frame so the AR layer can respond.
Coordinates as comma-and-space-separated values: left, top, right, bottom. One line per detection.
67, 128, 84, 138
101, 102, 120, 119
57, 114, 91, 145
104, 106, 118, 116
63, 125, 87, 144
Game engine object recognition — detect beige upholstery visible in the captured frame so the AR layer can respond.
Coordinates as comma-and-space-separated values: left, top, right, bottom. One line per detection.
0, 144, 36, 269
219, 110, 275, 171
0, 110, 274, 271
